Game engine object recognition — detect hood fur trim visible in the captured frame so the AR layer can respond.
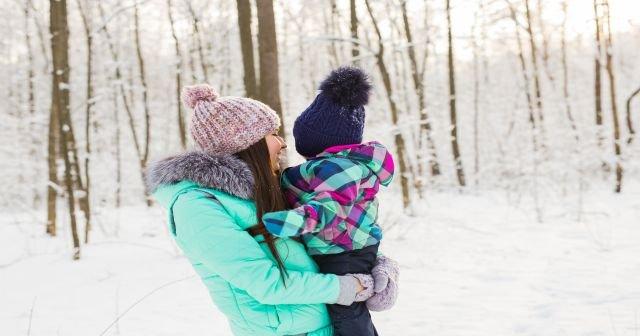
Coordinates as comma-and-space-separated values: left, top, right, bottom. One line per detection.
145, 152, 254, 200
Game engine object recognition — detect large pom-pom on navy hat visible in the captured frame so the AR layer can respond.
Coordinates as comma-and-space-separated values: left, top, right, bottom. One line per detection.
293, 66, 372, 158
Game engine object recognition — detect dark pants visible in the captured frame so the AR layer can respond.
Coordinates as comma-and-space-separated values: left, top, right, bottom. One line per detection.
312, 244, 379, 336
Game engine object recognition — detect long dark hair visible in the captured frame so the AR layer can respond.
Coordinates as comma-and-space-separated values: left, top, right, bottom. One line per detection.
235, 138, 289, 282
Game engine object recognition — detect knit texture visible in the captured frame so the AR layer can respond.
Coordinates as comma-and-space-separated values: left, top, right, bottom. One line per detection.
367, 255, 399, 311
182, 84, 280, 155
293, 67, 372, 158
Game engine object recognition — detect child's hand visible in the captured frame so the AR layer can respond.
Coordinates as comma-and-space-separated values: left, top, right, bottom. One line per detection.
367, 255, 400, 311
371, 255, 399, 292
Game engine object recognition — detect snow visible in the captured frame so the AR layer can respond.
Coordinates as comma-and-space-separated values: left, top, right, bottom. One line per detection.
2, 182, 639, 336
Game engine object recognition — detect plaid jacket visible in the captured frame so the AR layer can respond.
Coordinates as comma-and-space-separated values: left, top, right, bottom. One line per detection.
263, 141, 394, 255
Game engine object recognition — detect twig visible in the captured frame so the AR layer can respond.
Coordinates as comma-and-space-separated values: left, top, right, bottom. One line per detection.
115, 285, 120, 335
98, 275, 196, 336
27, 296, 36, 336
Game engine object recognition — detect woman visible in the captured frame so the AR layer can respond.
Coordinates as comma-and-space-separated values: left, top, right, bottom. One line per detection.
145, 85, 390, 336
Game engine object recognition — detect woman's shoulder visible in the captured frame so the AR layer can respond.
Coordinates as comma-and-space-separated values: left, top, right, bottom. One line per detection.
172, 186, 257, 232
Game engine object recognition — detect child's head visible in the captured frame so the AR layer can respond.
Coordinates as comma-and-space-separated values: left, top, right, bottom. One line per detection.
293, 66, 372, 158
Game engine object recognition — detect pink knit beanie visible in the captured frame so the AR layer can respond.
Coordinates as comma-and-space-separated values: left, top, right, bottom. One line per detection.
182, 84, 281, 155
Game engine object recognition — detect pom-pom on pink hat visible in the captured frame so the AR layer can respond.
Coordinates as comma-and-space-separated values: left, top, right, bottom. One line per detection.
182, 84, 281, 155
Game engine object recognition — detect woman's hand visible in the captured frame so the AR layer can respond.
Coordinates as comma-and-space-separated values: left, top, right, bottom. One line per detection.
335, 274, 374, 306
349, 273, 374, 302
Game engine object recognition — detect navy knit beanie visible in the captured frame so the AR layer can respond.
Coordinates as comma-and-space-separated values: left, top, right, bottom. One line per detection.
293, 66, 372, 158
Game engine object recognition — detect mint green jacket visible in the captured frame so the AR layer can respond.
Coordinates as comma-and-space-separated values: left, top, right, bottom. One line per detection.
147, 153, 340, 336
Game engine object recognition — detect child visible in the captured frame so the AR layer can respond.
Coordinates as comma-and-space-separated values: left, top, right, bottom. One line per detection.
263, 67, 397, 336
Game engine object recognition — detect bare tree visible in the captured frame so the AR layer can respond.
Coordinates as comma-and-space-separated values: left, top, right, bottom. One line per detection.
49, 0, 80, 259
256, 0, 285, 140
446, 0, 466, 187
133, 3, 151, 177
75, 0, 94, 243
323, 0, 340, 68
364, 0, 412, 207
23, 1, 41, 207
506, 0, 539, 152
535, 0, 553, 82
97, 2, 147, 203
185, 1, 210, 82
236, 0, 258, 98
627, 85, 640, 144
523, 0, 546, 145
28, 0, 51, 73
167, 0, 187, 148
593, 0, 604, 147
350, 0, 359, 63
112, 88, 123, 209
560, 0, 579, 142
600, 0, 623, 192
46, 1, 59, 236
400, 0, 440, 186
472, 2, 481, 184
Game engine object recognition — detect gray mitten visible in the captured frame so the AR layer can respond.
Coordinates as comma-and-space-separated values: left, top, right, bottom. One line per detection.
366, 255, 400, 311
335, 273, 374, 305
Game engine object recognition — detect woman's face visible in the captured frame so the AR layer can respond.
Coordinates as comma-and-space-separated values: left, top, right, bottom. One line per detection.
265, 133, 287, 172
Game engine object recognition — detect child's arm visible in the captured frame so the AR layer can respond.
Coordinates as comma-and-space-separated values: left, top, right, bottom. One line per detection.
263, 160, 362, 237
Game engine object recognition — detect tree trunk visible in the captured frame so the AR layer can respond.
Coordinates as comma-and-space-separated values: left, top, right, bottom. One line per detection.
28, 0, 51, 73
400, 0, 440, 185
24, 1, 40, 208
472, 5, 481, 185
186, 1, 209, 82
507, 1, 539, 152
75, 0, 93, 244
536, 0, 554, 82
626, 85, 640, 144
112, 87, 122, 208
593, 0, 604, 147
601, 1, 623, 192
446, 0, 466, 187
524, 0, 546, 146
133, 3, 151, 169
364, 0, 412, 208
50, 0, 80, 259
561, 0, 579, 142
350, 0, 359, 64
256, 0, 285, 140
46, 84, 59, 236
45, 0, 60, 237
98, 2, 149, 204
167, 0, 187, 148
236, 0, 258, 99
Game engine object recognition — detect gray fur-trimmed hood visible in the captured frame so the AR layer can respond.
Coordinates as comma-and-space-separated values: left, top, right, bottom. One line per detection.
145, 151, 254, 200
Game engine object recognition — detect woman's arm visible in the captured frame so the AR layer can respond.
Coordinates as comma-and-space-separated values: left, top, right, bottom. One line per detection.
172, 191, 362, 305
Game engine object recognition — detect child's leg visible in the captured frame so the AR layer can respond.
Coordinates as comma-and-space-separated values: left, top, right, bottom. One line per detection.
312, 244, 379, 336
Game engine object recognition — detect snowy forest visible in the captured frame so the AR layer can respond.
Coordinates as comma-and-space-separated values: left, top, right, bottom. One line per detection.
2, 0, 640, 335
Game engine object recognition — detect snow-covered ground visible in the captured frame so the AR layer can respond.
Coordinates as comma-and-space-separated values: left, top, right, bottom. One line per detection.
2, 181, 640, 336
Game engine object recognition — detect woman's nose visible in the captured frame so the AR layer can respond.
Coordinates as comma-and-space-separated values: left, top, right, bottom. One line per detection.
278, 136, 287, 149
